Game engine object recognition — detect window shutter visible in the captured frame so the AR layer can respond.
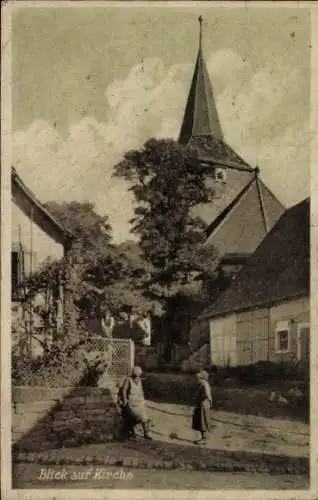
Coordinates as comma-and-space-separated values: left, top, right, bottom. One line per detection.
12, 246, 26, 301
12, 251, 19, 300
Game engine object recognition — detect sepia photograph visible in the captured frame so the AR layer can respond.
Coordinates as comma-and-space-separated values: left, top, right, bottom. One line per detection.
1, 1, 316, 497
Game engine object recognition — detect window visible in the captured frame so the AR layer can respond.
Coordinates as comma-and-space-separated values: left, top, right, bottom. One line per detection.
277, 330, 289, 351
275, 320, 290, 354
11, 245, 25, 301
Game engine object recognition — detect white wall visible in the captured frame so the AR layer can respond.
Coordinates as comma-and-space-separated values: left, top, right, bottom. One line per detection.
209, 298, 310, 367
270, 297, 309, 323
209, 315, 237, 367
12, 202, 65, 357
12, 203, 64, 273
269, 297, 309, 362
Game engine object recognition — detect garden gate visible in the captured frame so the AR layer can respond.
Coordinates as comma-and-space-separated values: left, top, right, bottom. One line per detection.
84, 337, 135, 377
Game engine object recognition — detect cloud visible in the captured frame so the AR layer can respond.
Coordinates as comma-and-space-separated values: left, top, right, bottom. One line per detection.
13, 117, 135, 243
207, 49, 253, 95
249, 123, 311, 205
13, 49, 309, 242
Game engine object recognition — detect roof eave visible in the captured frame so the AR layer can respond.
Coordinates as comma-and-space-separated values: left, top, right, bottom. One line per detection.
199, 290, 309, 321
12, 168, 74, 246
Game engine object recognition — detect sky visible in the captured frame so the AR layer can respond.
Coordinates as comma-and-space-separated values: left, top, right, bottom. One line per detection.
12, 5, 311, 243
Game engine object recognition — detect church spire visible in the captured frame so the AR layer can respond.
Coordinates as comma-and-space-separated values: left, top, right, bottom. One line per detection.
178, 16, 223, 145
198, 15, 203, 51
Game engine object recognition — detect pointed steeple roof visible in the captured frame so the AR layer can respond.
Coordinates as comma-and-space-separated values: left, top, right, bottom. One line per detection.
179, 16, 223, 145
178, 17, 250, 170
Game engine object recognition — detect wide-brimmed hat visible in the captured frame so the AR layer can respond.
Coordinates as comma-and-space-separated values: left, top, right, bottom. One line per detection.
197, 370, 209, 381
132, 366, 142, 377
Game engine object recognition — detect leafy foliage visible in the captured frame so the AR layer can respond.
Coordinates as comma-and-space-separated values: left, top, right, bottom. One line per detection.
44, 201, 112, 253
44, 201, 156, 320
114, 138, 220, 309
12, 337, 108, 387
15, 257, 67, 356
22, 257, 65, 300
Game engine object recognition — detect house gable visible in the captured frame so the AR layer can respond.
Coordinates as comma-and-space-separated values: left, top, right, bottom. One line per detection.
12, 168, 73, 248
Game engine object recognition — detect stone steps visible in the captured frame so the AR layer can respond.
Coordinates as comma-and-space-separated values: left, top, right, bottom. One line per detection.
12, 384, 119, 451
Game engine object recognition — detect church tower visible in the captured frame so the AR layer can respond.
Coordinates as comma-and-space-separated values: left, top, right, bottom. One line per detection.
179, 16, 223, 146
178, 17, 259, 224
178, 17, 285, 264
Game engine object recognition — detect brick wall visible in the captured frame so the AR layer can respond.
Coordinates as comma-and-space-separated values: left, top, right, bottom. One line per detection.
12, 379, 121, 452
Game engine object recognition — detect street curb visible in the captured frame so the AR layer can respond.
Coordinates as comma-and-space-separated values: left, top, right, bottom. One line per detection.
12, 451, 309, 476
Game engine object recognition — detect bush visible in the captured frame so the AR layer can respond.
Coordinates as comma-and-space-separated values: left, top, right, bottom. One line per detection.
11, 339, 108, 387
208, 360, 309, 386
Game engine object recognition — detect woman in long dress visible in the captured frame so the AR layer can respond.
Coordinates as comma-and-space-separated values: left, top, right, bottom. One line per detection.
192, 370, 213, 444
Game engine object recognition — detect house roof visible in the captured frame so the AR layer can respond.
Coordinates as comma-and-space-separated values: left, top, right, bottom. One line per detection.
204, 172, 285, 252
198, 156, 254, 173
200, 198, 310, 319
205, 175, 257, 239
12, 167, 73, 247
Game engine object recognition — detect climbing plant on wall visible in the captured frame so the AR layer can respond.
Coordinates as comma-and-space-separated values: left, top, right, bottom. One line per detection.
15, 257, 70, 352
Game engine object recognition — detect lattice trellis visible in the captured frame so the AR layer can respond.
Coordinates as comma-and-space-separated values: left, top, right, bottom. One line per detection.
15, 337, 135, 387
84, 337, 135, 377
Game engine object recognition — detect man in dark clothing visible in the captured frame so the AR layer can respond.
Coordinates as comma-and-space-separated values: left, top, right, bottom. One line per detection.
117, 366, 152, 440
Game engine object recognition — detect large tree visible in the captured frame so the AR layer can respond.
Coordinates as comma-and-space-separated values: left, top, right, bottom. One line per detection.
45, 201, 112, 257
45, 201, 156, 321
114, 138, 219, 308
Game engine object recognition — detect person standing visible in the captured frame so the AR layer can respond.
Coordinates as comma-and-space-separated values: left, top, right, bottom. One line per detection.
192, 370, 213, 444
101, 308, 114, 338
117, 366, 152, 440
